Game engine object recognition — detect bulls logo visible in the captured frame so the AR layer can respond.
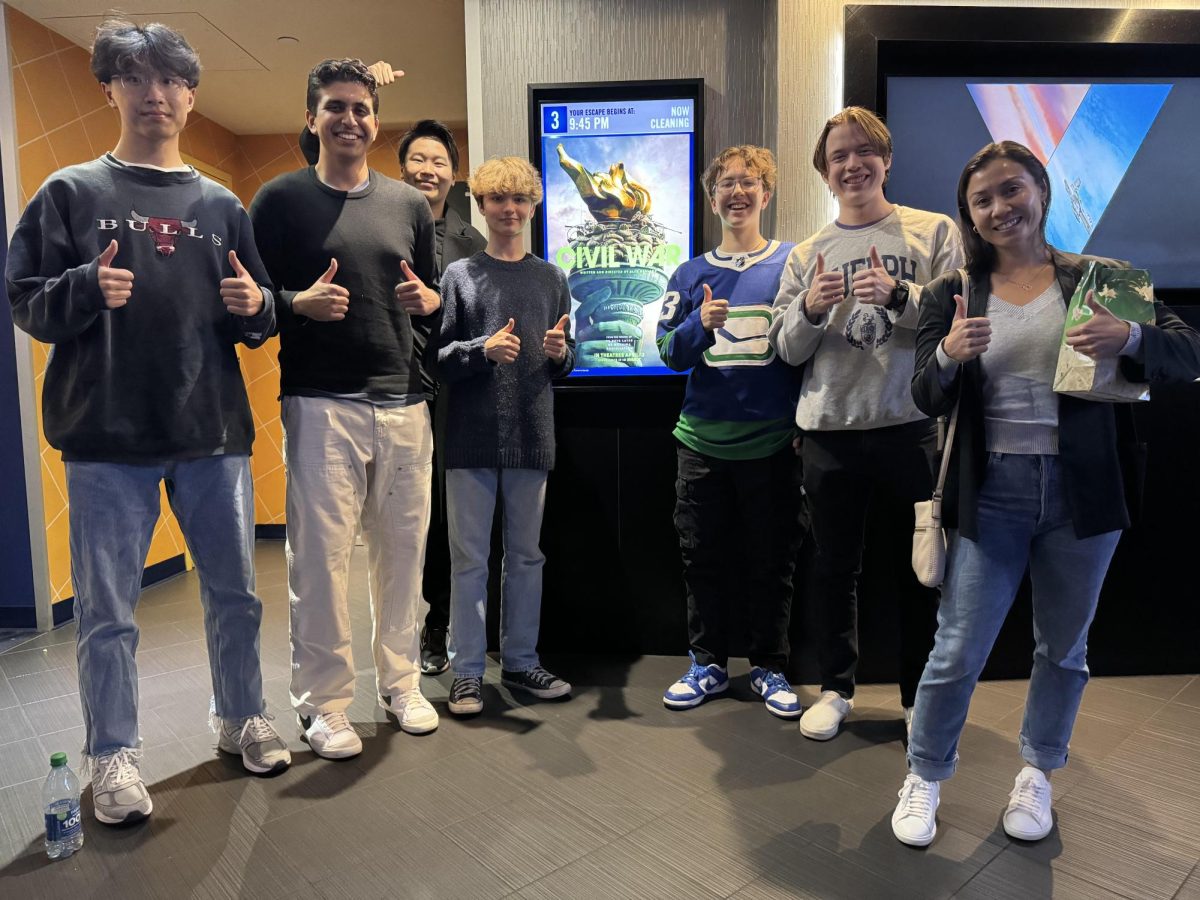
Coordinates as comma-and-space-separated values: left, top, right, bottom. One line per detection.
844, 307, 893, 350
128, 209, 201, 256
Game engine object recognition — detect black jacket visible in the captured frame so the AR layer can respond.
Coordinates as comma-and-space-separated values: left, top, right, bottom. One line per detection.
441, 206, 487, 269
912, 249, 1200, 540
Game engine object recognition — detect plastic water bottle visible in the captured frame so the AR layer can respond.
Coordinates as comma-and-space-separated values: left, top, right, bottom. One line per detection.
43, 752, 84, 859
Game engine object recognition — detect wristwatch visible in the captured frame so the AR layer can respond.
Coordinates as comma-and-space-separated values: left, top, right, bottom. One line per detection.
886, 280, 910, 312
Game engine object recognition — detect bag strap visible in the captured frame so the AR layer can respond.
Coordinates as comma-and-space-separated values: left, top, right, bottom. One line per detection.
932, 268, 968, 500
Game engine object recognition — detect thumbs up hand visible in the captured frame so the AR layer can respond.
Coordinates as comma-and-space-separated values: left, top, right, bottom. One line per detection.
543, 313, 570, 361
1065, 290, 1131, 359
219, 250, 265, 316
96, 239, 135, 309
394, 260, 441, 315
802, 252, 848, 321
851, 245, 896, 306
293, 258, 350, 322
485, 318, 520, 364
698, 283, 729, 332
942, 292, 991, 362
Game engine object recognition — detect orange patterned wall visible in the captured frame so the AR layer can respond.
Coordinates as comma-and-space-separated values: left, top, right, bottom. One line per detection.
6, 5, 470, 607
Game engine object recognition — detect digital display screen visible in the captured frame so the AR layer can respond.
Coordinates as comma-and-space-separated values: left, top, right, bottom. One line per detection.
537, 97, 697, 377
886, 77, 1200, 289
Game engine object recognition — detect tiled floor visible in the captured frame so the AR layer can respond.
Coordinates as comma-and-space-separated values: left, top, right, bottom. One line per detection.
0, 543, 1197, 899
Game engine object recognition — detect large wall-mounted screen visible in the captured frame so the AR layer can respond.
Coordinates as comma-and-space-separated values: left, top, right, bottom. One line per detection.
886, 76, 1200, 290
530, 80, 703, 380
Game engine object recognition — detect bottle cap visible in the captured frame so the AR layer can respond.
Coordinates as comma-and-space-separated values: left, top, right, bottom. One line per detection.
50, 752, 67, 767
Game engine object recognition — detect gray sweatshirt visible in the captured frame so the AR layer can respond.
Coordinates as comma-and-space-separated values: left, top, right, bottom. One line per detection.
769, 205, 962, 431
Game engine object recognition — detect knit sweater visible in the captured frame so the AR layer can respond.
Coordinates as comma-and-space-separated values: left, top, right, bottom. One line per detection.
249, 167, 438, 399
436, 252, 574, 469
6, 154, 274, 461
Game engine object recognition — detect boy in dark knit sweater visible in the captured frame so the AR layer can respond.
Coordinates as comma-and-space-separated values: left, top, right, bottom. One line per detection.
5, 18, 289, 826
436, 157, 574, 715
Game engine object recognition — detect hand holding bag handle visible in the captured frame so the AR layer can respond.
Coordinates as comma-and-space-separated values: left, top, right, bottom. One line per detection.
912, 268, 968, 588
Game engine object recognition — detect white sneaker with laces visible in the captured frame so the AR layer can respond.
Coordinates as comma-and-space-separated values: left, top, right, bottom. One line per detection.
299, 711, 363, 759
799, 690, 853, 740
219, 713, 292, 774
1003, 766, 1053, 841
892, 773, 940, 846
383, 688, 439, 734
90, 747, 153, 825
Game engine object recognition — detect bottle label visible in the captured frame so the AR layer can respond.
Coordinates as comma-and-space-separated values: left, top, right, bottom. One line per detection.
45, 800, 82, 841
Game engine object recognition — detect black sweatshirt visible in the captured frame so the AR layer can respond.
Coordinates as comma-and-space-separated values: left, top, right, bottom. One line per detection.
5, 155, 275, 462
249, 167, 438, 399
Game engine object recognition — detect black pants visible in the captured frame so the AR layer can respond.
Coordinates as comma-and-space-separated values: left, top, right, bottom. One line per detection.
674, 443, 807, 671
801, 420, 939, 707
423, 400, 452, 631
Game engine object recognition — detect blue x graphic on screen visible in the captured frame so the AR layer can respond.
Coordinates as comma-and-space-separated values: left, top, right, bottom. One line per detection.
968, 83, 1172, 253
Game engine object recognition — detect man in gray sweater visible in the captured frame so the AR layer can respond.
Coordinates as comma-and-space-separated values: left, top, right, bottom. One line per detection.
436, 156, 575, 715
770, 107, 963, 741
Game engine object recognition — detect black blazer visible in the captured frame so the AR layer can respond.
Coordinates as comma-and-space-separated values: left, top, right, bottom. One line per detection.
441, 206, 487, 271
912, 249, 1200, 541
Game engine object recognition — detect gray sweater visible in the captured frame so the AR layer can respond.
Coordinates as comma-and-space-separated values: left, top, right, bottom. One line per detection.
770, 205, 962, 430
436, 252, 574, 469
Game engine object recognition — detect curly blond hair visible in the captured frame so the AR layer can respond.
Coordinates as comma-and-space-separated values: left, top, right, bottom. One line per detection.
469, 156, 544, 206
701, 145, 778, 197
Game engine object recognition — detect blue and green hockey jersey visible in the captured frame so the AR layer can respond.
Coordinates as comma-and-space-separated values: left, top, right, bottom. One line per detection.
656, 240, 801, 459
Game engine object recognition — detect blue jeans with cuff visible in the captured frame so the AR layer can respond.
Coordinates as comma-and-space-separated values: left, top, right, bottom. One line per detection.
907, 452, 1120, 781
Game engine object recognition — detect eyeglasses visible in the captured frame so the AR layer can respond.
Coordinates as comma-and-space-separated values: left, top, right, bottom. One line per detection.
113, 73, 192, 94
714, 176, 763, 194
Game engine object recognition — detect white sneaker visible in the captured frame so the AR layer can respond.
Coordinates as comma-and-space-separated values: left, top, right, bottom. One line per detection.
1004, 766, 1053, 841
90, 747, 153, 825
218, 714, 292, 775
383, 689, 439, 734
892, 773, 940, 847
299, 711, 363, 759
799, 690, 853, 740
903, 706, 914, 737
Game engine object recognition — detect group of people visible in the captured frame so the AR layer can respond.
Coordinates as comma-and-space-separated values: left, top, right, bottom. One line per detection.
6, 18, 1199, 852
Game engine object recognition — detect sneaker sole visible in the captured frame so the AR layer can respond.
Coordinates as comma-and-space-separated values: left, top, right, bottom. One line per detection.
799, 722, 842, 740
1003, 820, 1052, 841
94, 801, 152, 826
448, 700, 483, 715
299, 731, 362, 760
501, 679, 572, 700
893, 824, 937, 847
663, 680, 728, 710
399, 717, 439, 735
420, 662, 450, 675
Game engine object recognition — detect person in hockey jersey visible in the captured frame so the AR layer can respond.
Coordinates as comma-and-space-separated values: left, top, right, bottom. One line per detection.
769, 107, 963, 741
656, 145, 808, 719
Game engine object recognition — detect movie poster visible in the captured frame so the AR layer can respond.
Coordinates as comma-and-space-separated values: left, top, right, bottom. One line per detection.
538, 99, 696, 377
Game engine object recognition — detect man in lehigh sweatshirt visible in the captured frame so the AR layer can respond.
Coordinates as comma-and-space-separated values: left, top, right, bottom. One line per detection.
770, 107, 963, 741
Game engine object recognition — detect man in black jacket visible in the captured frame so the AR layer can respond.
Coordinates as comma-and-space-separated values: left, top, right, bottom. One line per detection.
395, 120, 486, 674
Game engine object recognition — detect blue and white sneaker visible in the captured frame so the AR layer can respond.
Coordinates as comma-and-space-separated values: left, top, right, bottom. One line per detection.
663, 653, 729, 709
750, 668, 802, 719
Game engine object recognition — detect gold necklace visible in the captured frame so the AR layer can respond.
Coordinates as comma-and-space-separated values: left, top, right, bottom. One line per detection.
996, 261, 1051, 291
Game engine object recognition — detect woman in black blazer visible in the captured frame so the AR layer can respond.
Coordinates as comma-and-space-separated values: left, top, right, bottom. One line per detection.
890, 141, 1200, 848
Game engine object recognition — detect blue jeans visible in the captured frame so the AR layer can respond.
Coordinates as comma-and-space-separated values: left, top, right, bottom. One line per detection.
446, 468, 547, 677
908, 453, 1120, 781
67, 456, 265, 757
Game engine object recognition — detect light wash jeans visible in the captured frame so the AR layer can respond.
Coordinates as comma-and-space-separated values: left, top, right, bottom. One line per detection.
446, 467, 548, 677
908, 453, 1121, 781
67, 456, 265, 758
282, 396, 432, 716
